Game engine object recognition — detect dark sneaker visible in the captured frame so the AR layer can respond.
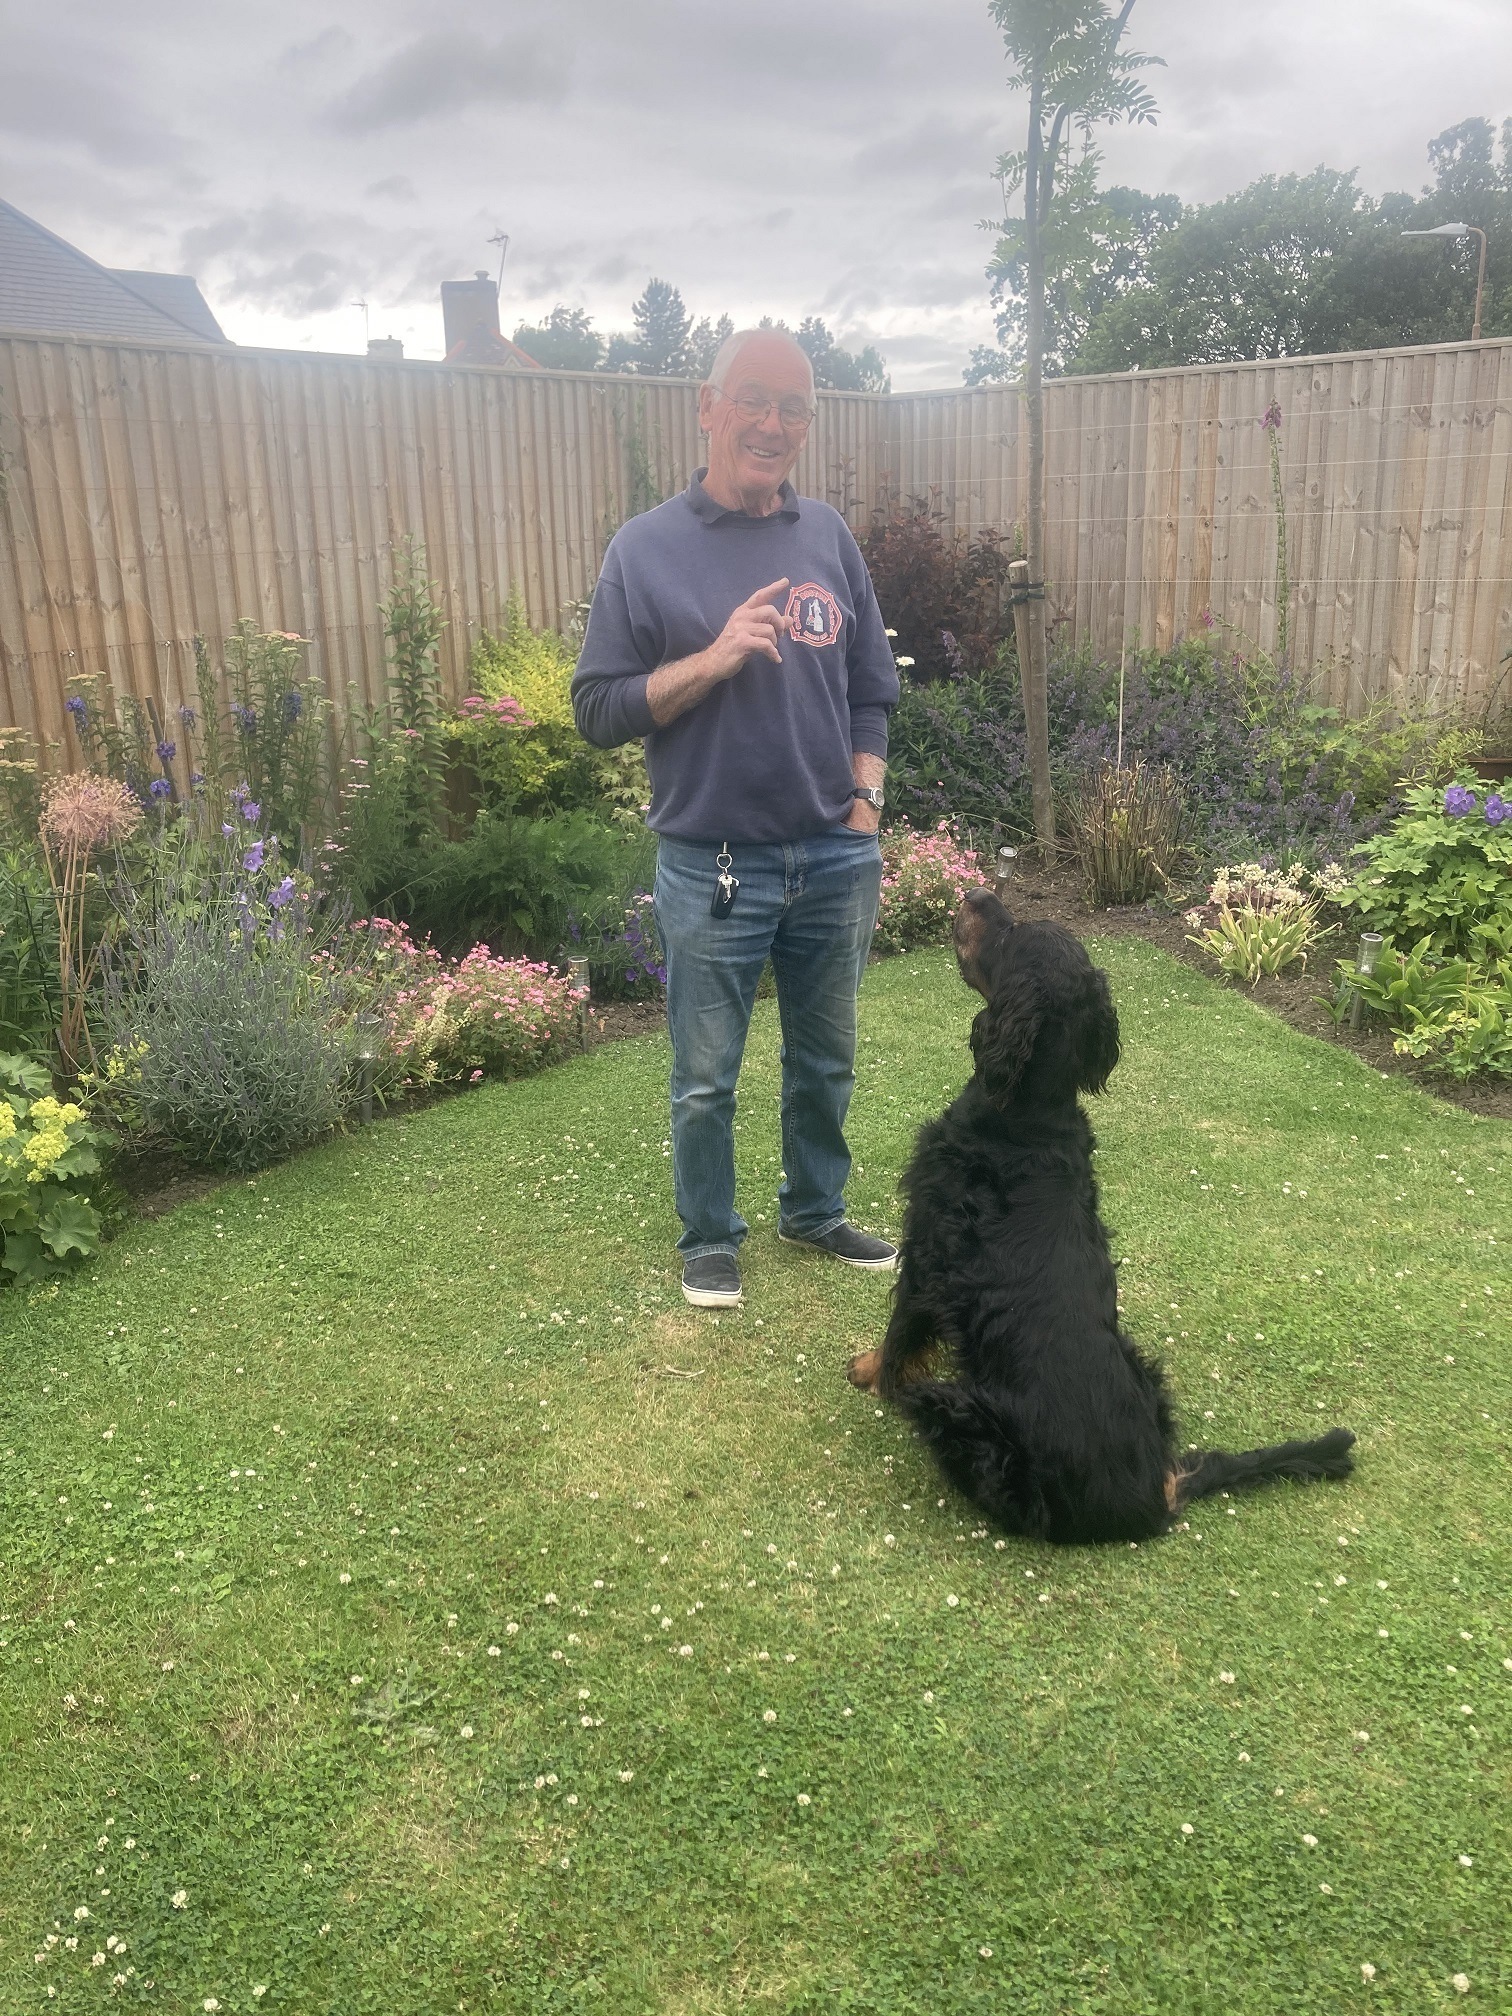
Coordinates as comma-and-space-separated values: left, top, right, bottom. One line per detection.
682, 1252, 743, 1307
778, 1222, 898, 1269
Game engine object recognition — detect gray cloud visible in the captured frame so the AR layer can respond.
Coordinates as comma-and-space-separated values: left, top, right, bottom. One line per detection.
330, 29, 571, 133
2, 0, 1506, 388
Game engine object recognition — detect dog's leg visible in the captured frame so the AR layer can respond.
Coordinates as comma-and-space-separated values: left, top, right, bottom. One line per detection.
850, 1274, 937, 1397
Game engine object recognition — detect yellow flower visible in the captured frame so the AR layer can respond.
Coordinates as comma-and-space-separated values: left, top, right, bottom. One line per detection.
0, 1105, 15, 1140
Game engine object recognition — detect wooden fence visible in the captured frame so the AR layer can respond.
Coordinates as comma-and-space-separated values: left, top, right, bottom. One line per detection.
3, 327, 1510, 758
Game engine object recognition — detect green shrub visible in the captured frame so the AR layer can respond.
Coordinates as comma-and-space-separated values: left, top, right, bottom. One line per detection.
1332, 933, 1512, 1081
461, 599, 650, 821
1, 1052, 103, 1284
95, 840, 377, 1172
0, 845, 57, 1054
357, 811, 656, 962
1339, 778, 1512, 960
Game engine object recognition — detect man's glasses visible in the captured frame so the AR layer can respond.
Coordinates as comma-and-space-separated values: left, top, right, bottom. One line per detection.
713, 388, 816, 431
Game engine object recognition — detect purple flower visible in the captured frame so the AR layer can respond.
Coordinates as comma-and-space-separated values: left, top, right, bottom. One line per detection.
243, 840, 266, 874
189, 771, 205, 788
269, 875, 296, 910
242, 799, 261, 823
231, 783, 249, 802
179, 705, 198, 727
156, 739, 176, 763
65, 695, 87, 721
1486, 793, 1507, 826
1444, 784, 1478, 817
283, 688, 303, 722
149, 777, 172, 799
1260, 400, 1283, 433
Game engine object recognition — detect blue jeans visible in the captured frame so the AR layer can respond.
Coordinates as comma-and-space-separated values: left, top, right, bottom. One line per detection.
653, 829, 883, 1260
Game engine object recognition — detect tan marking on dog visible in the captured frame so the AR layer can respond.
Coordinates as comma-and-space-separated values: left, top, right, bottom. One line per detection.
847, 1348, 883, 1393
1164, 1470, 1182, 1513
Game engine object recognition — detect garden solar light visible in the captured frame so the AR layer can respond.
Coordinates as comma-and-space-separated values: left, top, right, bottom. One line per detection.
995, 847, 1018, 896
355, 1013, 381, 1124
1349, 931, 1385, 1031
1401, 223, 1488, 340
567, 956, 591, 1049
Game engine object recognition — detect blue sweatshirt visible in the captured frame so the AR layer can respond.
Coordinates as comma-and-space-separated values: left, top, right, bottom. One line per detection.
571, 471, 899, 843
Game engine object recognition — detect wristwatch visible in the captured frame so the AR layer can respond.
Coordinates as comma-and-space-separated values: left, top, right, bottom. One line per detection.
851, 786, 885, 810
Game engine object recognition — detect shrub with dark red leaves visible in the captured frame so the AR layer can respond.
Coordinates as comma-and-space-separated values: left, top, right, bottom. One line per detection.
861, 493, 1013, 685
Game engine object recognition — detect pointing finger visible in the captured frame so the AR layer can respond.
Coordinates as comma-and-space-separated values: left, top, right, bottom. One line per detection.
748, 578, 790, 608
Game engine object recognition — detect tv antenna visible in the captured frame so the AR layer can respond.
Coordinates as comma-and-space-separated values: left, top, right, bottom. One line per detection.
488, 230, 511, 291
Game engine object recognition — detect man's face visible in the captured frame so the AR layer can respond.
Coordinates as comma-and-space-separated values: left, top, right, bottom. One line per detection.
698, 334, 814, 510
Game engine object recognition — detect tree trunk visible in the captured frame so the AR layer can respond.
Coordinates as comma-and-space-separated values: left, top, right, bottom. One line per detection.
1022, 75, 1055, 849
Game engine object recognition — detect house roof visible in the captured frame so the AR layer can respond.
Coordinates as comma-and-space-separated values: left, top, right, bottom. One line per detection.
0, 197, 228, 343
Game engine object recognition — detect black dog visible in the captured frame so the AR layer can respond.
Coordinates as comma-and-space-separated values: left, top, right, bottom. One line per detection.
848, 889, 1354, 1545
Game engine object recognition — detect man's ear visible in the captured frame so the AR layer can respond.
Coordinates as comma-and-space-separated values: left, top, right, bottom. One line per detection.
1074, 967, 1121, 1094
970, 969, 1042, 1105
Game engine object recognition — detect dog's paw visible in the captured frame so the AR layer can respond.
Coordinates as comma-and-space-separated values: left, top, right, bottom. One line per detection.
847, 1348, 883, 1394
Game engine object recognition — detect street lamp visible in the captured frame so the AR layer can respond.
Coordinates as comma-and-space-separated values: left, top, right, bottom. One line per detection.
1401, 222, 1489, 341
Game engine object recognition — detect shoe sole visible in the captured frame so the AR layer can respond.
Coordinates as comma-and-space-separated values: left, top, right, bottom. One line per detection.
682, 1282, 743, 1307
777, 1231, 898, 1270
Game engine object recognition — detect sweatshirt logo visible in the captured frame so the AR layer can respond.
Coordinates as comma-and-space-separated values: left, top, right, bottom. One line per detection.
785, 583, 842, 648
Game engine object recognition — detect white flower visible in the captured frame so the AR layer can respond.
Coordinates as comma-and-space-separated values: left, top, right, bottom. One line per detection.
338, 1572, 351, 1585
1452, 1976, 1470, 1994
979, 1945, 993, 1959
1302, 1834, 1318, 1848
763, 1710, 777, 1724
171, 1891, 187, 1909
923, 1690, 934, 1704
488, 1645, 501, 1657
1218, 1671, 1235, 1684
618, 1770, 634, 1783
253, 1990, 268, 2002
1356, 1731, 1370, 1743
543, 1593, 559, 1606
1458, 1854, 1473, 1868
678, 1644, 692, 1657
506, 1622, 519, 1635
204, 2002, 221, 2013
578, 1688, 590, 1700
946, 1594, 959, 1608
1360, 1963, 1376, 1982
460, 1725, 474, 1739
796, 1793, 811, 1806
1180, 1823, 1193, 1836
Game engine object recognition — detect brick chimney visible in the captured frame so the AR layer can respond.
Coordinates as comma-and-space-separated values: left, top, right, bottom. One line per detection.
441, 270, 499, 355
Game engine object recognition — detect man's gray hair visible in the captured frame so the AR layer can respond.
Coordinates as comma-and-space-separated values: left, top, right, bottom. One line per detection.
705, 327, 815, 392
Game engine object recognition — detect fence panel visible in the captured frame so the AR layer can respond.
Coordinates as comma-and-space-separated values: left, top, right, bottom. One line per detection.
3, 329, 1510, 756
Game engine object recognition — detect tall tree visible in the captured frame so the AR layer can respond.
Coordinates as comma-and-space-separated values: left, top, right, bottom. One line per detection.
603, 278, 695, 376
987, 0, 1161, 846
511, 304, 605, 371
687, 313, 736, 378
793, 317, 891, 392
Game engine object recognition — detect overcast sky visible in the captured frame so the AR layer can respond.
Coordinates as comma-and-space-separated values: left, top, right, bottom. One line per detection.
3, 0, 1509, 388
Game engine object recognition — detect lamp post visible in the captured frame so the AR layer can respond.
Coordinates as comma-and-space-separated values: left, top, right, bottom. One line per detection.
1401, 223, 1490, 341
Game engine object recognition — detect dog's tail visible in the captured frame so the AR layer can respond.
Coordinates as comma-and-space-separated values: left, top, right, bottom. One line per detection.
1176, 1428, 1356, 1506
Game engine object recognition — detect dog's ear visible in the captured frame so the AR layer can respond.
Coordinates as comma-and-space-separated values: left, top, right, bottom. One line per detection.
970, 968, 1042, 1104
1073, 966, 1121, 1093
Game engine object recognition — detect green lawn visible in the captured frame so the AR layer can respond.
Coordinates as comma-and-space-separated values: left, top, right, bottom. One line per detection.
2, 942, 1508, 2015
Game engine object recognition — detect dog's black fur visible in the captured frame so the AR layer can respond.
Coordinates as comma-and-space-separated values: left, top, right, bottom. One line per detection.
850, 889, 1354, 1545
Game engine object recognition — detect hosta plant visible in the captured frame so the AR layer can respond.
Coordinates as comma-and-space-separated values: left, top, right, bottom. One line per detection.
0, 1052, 103, 1284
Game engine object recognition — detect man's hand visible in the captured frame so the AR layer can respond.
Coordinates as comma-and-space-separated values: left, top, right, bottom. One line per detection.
704, 578, 790, 680
647, 578, 790, 726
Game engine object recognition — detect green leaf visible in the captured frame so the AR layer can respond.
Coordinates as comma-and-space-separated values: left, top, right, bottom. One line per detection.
36, 1193, 102, 1260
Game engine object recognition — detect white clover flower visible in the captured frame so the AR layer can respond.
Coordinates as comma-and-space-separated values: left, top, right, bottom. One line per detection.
338, 1572, 351, 1585
460, 1725, 474, 1739
796, 1793, 811, 1806
488, 1645, 501, 1657
544, 1593, 559, 1605
763, 1710, 777, 1724
618, 1769, 634, 1782
1452, 1976, 1470, 1995
1458, 1854, 1473, 1868
171, 1891, 187, 1909
1360, 1963, 1376, 1981
204, 2001, 221, 2013
1180, 1823, 1193, 1836
1219, 1671, 1235, 1685
1302, 1834, 1318, 1848
74, 1907, 90, 1921
979, 1946, 993, 1959
678, 1644, 692, 1657
946, 1594, 959, 1608
253, 1990, 268, 2002
506, 1622, 519, 1635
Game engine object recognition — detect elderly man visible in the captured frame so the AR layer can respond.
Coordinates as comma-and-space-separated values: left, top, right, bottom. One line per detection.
572, 327, 900, 1307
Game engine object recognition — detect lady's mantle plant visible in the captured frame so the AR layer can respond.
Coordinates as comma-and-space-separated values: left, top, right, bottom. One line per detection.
0, 1052, 103, 1284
